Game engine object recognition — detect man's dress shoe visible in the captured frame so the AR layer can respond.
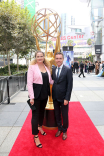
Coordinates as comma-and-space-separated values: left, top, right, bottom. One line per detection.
55, 130, 62, 137
62, 132, 67, 140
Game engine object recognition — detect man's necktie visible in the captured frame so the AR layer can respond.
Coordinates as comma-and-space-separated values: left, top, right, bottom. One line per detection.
57, 67, 60, 79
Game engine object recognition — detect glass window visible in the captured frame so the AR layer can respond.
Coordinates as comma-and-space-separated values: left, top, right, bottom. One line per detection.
94, 9, 98, 19
75, 29, 82, 32
92, 8, 103, 21
98, 8, 103, 18
92, 0, 103, 8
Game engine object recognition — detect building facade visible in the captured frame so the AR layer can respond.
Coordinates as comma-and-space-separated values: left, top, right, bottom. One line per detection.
60, 13, 75, 36
52, 27, 92, 59
81, 0, 104, 61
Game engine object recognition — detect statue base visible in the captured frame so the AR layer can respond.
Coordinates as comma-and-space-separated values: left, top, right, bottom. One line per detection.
43, 103, 58, 130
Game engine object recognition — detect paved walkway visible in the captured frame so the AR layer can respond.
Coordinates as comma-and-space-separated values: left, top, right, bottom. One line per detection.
0, 73, 104, 156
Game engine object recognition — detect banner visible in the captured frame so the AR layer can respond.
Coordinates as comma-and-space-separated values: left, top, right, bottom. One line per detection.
52, 40, 94, 48
24, 0, 35, 17
63, 51, 74, 68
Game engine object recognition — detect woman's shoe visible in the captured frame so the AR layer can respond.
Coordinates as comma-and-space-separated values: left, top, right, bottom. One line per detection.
41, 132, 46, 135
38, 126, 47, 136
34, 136, 42, 148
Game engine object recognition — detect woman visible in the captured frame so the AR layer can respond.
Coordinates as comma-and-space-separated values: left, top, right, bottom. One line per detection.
95, 61, 99, 75
99, 61, 102, 73
71, 61, 74, 73
93, 61, 104, 77
76, 61, 79, 74
87, 61, 90, 74
84, 61, 87, 73
27, 50, 53, 148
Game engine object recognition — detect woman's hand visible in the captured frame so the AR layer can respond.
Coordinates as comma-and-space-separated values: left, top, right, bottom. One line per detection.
30, 99, 34, 105
64, 100, 69, 105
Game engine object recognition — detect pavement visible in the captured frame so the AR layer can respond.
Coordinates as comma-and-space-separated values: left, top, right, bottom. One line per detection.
0, 72, 104, 156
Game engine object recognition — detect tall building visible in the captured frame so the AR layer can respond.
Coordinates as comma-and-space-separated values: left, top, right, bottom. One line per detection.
61, 13, 67, 36
71, 16, 75, 25
42, 18, 50, 37
60, 13, 75, 36
15, 0, 24, 8
81, 0, 104, 61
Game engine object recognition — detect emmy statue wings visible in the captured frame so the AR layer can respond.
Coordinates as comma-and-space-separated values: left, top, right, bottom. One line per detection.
27, 64, 54, 99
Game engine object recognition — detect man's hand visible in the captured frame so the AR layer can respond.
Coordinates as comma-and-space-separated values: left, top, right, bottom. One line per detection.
64, 100, 69, 105
30, 99, 34, 105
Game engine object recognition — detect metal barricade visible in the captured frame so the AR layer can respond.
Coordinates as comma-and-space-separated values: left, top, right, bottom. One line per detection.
0, 72, 26, 104
24, 72, 27, 91
0, 77, 8, 104
8, 73, 25, 98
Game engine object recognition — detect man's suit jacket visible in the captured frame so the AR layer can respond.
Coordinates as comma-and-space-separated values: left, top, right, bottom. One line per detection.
80, 63, 84, 70
52, 65, 73, 102
74, 62, 78, 68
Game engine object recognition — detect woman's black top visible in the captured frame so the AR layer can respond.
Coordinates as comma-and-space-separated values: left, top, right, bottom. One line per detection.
37, 72, 50, 100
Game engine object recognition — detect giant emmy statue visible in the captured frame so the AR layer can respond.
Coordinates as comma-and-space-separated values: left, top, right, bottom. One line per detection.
31, 8, 62, 129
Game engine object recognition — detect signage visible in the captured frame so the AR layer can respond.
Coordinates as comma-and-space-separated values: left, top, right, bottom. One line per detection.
24, 0, 35, 17
95, 45, 102, 54
52, 35, 84, 41
63, 46, 73, 51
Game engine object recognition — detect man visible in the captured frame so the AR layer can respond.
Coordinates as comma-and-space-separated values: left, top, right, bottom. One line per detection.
73, 60, 78, 74
87, 61, 90, 74
52, 52, 73, 140
78, 61, 85, 78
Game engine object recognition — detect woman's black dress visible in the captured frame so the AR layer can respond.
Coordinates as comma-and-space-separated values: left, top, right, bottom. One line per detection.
37, 72, 50, 100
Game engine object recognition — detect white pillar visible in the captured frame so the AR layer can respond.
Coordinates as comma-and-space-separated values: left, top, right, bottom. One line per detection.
95, 55, 98, 61
101, 8, 104, 61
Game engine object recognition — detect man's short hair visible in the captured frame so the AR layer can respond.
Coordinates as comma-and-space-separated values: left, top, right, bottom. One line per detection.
55, 52, 64, 58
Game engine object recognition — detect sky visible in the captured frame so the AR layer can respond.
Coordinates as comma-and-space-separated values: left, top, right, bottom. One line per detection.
36, 0, 91, 26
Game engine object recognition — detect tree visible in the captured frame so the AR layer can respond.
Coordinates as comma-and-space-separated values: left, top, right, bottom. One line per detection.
87, 38, 92, 45
12, 7, 33, 72
0, 0, 17, 75
0, 0, 37, 74
89, 53, 93, 62
0, 51, 6, 66
67, 40, 73, 46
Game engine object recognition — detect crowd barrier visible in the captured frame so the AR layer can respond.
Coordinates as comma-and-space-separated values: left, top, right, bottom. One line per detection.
0, 72, 27, 104
0, 77, 8, 104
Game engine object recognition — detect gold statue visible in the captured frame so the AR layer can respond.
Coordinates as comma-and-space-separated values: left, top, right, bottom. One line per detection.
47, 50, 55, 72
46, 50, 55, 109
31, 8, 61, 57
31, 8, 61, 128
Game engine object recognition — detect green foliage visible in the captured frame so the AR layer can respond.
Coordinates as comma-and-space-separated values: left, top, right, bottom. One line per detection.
67, 40, 73, 46
89, 53, 93, 62
78, 56, 82, 58
0, 0, 37, 74
102, 72, 104, 77
87, 39, 92, 45
0, 64, 27, 76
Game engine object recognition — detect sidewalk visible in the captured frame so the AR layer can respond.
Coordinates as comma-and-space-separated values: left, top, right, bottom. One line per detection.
0, 73, 104, 156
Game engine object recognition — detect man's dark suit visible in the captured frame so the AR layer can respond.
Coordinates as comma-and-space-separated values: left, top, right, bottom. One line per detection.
73, 61, 78, 73
52, 65, 73, 133
78, 62, 85, 77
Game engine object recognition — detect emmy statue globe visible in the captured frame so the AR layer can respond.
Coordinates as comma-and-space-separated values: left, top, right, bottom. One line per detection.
31, 8, 62, 129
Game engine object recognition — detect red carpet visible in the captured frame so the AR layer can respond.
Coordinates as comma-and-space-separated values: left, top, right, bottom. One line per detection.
9, 102, 104, 156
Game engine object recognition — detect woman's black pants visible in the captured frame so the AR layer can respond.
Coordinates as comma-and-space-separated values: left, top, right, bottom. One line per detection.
31, 98, 48, 135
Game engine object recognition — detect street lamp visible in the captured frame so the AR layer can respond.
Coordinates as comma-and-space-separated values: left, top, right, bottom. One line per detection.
35, 1, 39, 7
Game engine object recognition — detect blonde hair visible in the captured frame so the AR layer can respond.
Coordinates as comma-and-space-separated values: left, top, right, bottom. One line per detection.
30, 50, 50, 70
